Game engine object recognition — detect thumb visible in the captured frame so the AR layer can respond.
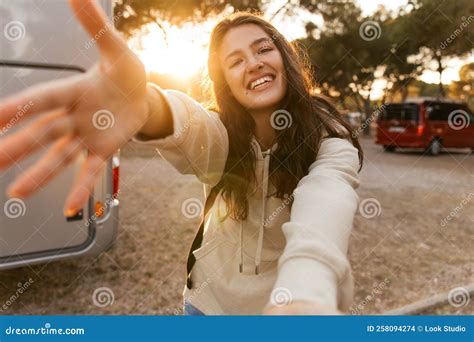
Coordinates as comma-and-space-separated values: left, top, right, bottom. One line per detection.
69, 0, 126, 59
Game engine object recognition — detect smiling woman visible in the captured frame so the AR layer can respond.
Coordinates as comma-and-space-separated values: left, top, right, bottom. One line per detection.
133, 13, 364, 315
0, 1, 363, 316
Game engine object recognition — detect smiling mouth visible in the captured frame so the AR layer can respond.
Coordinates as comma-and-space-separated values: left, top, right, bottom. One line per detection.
248, 75, 275, 90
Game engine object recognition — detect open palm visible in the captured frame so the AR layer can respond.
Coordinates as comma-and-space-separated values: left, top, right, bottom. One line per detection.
0, 0, 149, 215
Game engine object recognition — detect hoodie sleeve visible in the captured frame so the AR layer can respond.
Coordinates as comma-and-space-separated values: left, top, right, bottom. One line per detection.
132, 83, 229, 186
267, 137, 360, 312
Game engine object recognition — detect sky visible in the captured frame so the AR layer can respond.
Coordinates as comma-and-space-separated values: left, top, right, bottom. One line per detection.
129, 0, 472, 100
357, 0, 407, 16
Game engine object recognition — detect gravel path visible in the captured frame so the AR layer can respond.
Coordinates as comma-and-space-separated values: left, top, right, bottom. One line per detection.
1, 137, 472, 315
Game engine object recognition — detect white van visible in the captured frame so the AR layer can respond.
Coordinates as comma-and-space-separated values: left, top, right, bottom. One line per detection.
0, 0, 119, 270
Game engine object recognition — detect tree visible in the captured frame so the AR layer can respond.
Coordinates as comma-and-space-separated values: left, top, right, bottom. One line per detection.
381, 13, 423, 102
114, 0, 262, 37
402, 0, 474, 97
298, 3, 392, 129
449, 62, 474, 108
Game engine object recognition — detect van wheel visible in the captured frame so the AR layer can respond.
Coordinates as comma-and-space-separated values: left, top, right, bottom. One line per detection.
427, 139, 441, 156
383, 145, 396, 152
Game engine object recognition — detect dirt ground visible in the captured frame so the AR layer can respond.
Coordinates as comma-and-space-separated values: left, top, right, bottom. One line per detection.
1, 137, 472, 315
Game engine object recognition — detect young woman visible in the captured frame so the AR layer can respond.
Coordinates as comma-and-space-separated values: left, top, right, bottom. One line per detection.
0, 0, 363, 315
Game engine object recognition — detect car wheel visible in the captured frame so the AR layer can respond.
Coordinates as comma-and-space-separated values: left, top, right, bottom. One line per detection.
383, 145, 396, 152
427, 139, 441, 156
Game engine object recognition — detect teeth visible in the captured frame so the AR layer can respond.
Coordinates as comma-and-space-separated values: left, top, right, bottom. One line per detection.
250, 75, 274, 90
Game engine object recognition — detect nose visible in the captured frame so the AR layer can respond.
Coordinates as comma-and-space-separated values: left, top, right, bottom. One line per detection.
247, 57, 264, 73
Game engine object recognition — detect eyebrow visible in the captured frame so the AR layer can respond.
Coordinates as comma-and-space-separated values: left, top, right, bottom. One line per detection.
224, 37, 272, 62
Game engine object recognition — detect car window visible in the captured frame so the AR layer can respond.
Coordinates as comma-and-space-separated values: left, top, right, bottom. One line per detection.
426, 102, 471, 122
381, 104, 419, 122
426, 102, 448, 121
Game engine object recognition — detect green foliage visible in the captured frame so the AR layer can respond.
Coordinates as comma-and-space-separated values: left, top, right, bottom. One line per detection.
299, 0, 473, 107
298, 3, 392, 114
114, 0, 261, 36
396, 0, 474, 96
450, 62, 474, 108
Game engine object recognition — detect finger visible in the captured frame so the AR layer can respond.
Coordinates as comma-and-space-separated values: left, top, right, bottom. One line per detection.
69, 0, 127, 58
7, 136, 83, 198
0, 75, 81, 128
64, 153, 106, 216
0, 110, 74, 169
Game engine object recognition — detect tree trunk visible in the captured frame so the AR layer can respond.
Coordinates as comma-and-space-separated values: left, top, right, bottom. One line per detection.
363, 96, 372, 136
401, 85, 409, 102
352, 93, 364, 113
435, 51, 446, 98
381, 81, 392, 104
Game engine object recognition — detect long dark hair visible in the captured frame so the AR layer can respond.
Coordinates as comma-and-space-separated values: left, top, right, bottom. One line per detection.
207, 13, 363, 220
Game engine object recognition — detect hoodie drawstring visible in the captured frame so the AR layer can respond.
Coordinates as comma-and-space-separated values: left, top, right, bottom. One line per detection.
255, 148, 270, 274
239, 141, 274, 275
239, 220, 243, 273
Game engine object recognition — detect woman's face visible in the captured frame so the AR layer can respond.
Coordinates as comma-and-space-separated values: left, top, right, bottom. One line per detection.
218, 24, 287, 114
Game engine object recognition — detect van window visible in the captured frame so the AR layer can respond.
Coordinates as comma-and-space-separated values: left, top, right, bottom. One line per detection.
381, 104, 419, 122
426, 102, 470, 121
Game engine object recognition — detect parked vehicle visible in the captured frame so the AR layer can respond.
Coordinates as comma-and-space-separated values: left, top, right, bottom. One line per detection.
376, 98, 474, 155
0, 0, 119, 271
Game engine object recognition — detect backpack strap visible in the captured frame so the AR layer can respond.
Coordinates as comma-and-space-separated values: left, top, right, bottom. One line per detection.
186, 186, 221, 289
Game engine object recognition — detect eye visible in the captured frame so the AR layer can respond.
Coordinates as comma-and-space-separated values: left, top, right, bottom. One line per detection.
230, 59, 243, 68
258, 46, 273, 54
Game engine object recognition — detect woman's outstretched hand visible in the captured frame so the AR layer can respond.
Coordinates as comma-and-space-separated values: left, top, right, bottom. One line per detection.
0, 0, 149, 216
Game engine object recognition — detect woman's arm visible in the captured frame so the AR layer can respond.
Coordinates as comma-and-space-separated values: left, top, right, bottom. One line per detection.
264, 137, 360, 314
137, 84, 174, 140
132, 84, 229, 187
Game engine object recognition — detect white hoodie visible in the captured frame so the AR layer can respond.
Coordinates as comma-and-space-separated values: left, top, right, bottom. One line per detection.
133, 84, 361, 315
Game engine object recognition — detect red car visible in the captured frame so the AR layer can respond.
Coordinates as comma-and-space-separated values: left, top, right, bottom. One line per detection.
376, 98, 474, 155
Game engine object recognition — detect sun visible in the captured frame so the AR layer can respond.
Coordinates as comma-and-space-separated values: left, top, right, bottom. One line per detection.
128, 20, 217, 80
